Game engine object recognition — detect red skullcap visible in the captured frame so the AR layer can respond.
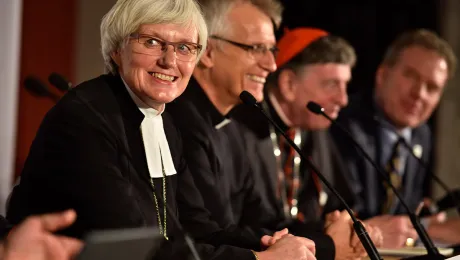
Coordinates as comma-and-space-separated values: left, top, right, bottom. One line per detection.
276, 27, 329, 67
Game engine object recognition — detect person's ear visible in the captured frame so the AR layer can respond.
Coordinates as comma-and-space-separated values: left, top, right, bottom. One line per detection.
277, 69, 298, 102
111, 49, 122, 69
198, 40, 216, 68
375, 65, 388, 89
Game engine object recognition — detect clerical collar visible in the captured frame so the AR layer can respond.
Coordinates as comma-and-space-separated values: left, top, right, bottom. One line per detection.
186, 77, 232, 130
268, 92, 293, 127
121, 77, 165, 117
264, 91, 292, 133
121, 76, 176, 178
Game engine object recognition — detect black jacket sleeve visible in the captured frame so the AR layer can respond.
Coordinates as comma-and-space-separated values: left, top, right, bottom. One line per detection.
0, 215, 10, 240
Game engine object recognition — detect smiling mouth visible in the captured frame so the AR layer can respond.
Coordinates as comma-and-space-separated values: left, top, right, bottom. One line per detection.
247, 74, 266, 84
148, 72, 178, 82
323, 108, 340, 118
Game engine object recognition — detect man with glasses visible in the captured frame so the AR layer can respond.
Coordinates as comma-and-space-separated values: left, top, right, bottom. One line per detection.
167, 1, 355, 259
168, 0, 279, 233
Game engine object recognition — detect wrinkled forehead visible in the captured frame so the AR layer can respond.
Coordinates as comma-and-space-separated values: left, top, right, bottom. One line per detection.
298, 63, 352, 81
224, 3, 275, 44
398, 47, 447, 72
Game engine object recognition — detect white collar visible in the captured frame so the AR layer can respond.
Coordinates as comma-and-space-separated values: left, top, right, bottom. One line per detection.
268, 91, 293, 127
121, 76, 165, 117
121, 76, 177, 178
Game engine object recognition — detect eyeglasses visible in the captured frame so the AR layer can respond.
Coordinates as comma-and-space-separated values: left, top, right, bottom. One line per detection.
210, 35, 278, 59
129, 33, 202, 62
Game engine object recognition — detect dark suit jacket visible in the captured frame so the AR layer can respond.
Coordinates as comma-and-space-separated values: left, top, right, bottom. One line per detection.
332, 92, 431, 219
6, 74, 257, 259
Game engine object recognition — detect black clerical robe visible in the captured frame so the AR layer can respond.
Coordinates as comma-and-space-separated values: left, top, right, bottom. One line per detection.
6, 74, 257, 259
168, 78, 268, 235
167, 78, 336, 259
233, 97, 356, 223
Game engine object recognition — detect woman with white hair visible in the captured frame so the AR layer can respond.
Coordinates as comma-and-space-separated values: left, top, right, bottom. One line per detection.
6, 0, 316, 259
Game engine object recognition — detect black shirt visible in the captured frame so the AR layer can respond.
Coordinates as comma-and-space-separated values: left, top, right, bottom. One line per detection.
168, 78, 269, 237
168, 78, 337, 260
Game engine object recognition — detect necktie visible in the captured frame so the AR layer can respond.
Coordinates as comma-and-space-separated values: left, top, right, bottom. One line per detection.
382, 138, 404, 214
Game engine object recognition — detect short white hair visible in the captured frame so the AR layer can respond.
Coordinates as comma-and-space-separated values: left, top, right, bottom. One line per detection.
100, 0, 208, 74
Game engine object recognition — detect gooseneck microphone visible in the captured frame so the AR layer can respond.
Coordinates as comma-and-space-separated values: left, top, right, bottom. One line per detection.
371, 115, 460, 215
240, 91, 382, 260
24, 76, 60, 102
48, 72, 72, 91
307, 101, 444, 260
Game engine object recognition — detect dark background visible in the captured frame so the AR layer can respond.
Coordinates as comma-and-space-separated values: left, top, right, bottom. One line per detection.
278, 0, 440, 94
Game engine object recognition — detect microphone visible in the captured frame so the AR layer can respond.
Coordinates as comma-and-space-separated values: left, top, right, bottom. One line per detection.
240, 91, 383, 260
307, 101, 444, 260
68, 87, 201, 260
48, 72, 72, 91
24, 76, 60, 102
371, 114, 460, 215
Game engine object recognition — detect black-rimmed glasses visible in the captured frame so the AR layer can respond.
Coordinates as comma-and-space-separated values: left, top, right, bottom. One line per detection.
210, 35, 278, 59
129, 33, 202, 62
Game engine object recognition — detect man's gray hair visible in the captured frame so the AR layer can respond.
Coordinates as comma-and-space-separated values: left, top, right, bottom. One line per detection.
196, 0, 283, 37
267, 35, 356, 89
100, 0, 208, 74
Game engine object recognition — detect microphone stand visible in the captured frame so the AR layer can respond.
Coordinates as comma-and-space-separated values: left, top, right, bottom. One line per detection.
240, 91, 382, 260
307, 102, 445, 260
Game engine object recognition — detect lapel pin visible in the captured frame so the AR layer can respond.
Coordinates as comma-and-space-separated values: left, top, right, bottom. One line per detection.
413, 144, 423, 159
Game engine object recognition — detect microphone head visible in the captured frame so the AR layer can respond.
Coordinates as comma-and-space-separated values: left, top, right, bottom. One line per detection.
48, 72, 72, 91
306, 101, 324, 115
239, 91, 257, 106
24, 76, 50, 97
